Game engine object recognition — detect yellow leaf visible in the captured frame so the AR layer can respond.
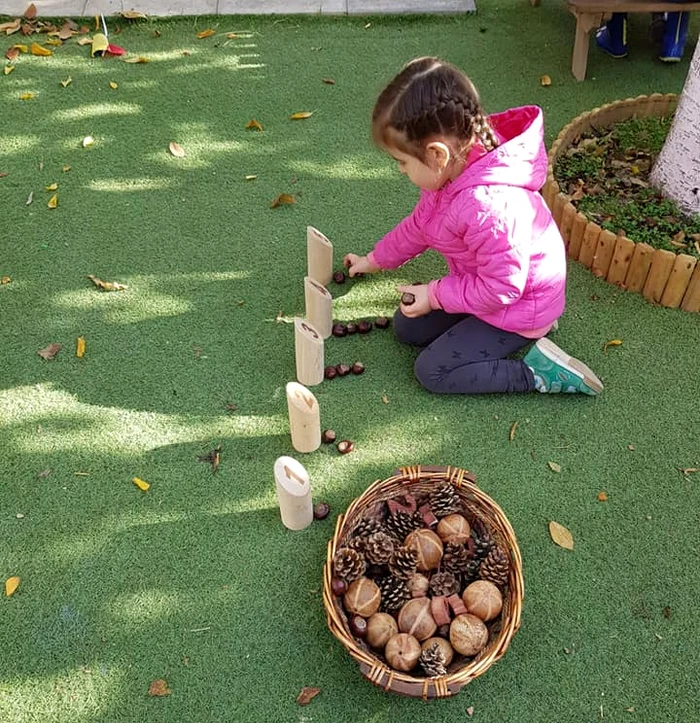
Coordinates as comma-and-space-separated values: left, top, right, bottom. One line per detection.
226, 32, 241, 39
45, 38, 63, 46
62, 165, 71, 172
381, 393, 389, 404
5, 576, 20, 597
76, 336, 85, 358
47, 193, 58, 209
82, 135, 95, 147
290, 111, 313, 120
30, 42, 52, 56
3, 66, 14, 75
270, 193, 295, 208
547, 461, 561, 473
597, 491, 608, 502
123, 56, 150, 63
245, 118, 263, 132
245, 174, 257, 181
603, 339, 623, 353
549, 520, 574, 550
540, 74, 552, 86
1, 276, 11, 284
121, 10, 148, 19
12, 44, 28, 53
77, 36, 92, 46
196, 28, 216, 39
509, 420, 518, 443
87, 274, 128, 291
45, 183, 58, 191
60, 76, 72, 88
132, 477, 150, 491
19, 92, 35, 100
148, 679, 171, 696
109, 81, 118, 89
168, 142, 186, 158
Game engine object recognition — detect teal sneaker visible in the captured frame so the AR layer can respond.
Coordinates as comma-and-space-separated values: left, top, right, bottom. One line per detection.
524, 338, 603, 396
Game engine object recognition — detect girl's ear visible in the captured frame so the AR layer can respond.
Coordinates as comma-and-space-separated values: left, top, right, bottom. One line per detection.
425, 141, 451, 171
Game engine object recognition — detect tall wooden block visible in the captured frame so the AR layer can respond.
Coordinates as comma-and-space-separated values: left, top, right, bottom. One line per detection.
606, 236, 636, 287
660, 254, 697, 309
624, 243, 655, 292
642, 249, 675, 303
552, 192, 568, 227
560, 202, 577, 249
591, 229, 617, 278
286, 381, 321, 453
307, 226, 333, 286
680, 263, 700, 313
568, 212, 588, 261
294, 317, 324, 386
578, 222, 601, 268
304, 276, 333, 339
274, 455, 313, 531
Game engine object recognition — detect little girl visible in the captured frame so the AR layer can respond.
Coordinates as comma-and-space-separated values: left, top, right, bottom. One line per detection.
344, 57, 603, 396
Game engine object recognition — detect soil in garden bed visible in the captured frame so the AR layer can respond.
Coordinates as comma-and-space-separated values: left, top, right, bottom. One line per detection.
554, 116, 700, 260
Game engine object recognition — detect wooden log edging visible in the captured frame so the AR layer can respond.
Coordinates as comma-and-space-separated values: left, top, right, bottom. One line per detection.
543, 93, 700, 313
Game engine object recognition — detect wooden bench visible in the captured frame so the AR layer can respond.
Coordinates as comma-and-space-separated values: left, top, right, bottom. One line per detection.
566, 0, 700, 80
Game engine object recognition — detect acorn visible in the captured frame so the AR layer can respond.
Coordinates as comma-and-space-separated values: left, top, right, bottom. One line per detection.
351, 362, 365, 375
321, 429, 337, 444
332, 323, 348, 337
333, 270, 346, 284
324, 365, 338, 380
374, 316, 390, 329
357, 320, 372, 334
313, 502, 330, 520
337, 440, 355, 455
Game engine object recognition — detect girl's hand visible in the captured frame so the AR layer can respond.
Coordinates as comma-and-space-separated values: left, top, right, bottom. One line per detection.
397, 284, 431, 318
343, 253, 380, 277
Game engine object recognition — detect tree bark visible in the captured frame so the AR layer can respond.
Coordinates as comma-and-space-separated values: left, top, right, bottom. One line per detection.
650, 40, 700, 219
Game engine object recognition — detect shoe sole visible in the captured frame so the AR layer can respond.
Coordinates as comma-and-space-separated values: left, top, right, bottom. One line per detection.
536, 338, 604, 394
659, 56, 681, 62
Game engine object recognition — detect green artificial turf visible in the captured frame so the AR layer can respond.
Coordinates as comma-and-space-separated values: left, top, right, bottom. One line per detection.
2, 6, 700, 723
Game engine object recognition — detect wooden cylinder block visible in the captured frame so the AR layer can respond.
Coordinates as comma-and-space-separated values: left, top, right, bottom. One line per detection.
568, 212, 588, 261
680, 263, 700, 313
304, 276, 333, 339
307, 226, 333, 286
286, 381, 321, 453
578, 222, 601, 268
294, 317, 324, 386
552, 192, 568, 227
660, 254, 697, 309
591, 229, 617, 278
543, 179, 558, 211
606, 236, 636, 287
274, 455, 313, 531
642, 249, 676, 303
624, 243, 655, 292
560, 202, 577, 249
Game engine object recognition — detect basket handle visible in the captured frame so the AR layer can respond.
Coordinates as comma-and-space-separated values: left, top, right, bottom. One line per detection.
358, 661, 466, 699
390, 465, 477, 488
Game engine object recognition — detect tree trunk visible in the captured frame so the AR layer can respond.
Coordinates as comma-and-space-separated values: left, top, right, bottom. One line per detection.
650, 40, 700, 219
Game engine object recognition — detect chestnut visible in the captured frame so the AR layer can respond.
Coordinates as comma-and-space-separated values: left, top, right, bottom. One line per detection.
357, 320, 372, 334
374, 316, 390, 329
336, 363, 351, 377
332, 323, 348, 338
322, 429, 337, 444
313, 502, 330, 520
401, 292, 416, 306
324, 365, 338, 380
346, 322, 358, 335
337, 440, 355, 454
333, 270, 346, 284
331, 577, 348, 596
351, 362, 365, 375
349, 614, 368, 639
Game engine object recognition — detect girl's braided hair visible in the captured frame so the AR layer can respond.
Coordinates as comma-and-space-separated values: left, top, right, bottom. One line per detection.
372, 57, 499, 162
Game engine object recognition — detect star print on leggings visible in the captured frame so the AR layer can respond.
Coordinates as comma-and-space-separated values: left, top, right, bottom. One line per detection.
452, 350, 462, 359
497, 337, 508, 345
479, 349, 491, 358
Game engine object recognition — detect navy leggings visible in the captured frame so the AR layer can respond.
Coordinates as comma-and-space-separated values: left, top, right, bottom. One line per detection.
393, 309, 537, 394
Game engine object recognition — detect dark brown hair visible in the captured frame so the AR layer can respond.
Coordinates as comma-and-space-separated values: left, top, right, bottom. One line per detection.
372, 57, 499, 162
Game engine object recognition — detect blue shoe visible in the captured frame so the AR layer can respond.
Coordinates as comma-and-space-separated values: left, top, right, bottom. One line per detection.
596, 13, 629, 58
659, 11, 690, 62
524, 338, 604, 396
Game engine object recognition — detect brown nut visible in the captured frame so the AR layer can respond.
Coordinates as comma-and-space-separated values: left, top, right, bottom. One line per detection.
336, 363, 351, 377
324, 365, 338, 380
351, 362, 365, 375
313, 502, 330, 520
337, 440, 355, 454
321, 429, 337, 444
401, 292, 416, 306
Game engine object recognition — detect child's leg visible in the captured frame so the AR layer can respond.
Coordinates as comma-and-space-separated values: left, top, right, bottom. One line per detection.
413, 316, 535, 394
393, 308, 470, 348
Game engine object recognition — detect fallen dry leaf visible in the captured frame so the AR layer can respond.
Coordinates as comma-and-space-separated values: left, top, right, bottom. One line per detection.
540, 74, 552, 86
132, 477, 150, 491
25, 191, 34, 205
466, 707, 475, 717
509, 421, 518, 443
168, 142, 186, 158
549, 520, 574, 550
82, 136, 95, 147
45, 183, 58, 191
547, 461, 561, 473
270, 193, 295, 209
3, 65, 14, 75
597, 491, 608, 502
121, 10, 148, 19
603, 339, 623, 353
296, 687, 321, 705
5, 47, 19, 61
37, 468, 51, 479
19, 92, 35, 101
196, 28, 216, 39
87, 275, 127, 291
148, 679, 171, 696
290, 111, 313, 120
46, 38, 62, 47
122, 56, 150, 63
1, 276, 11, 284
47, 193, 58, 209
5, 576, 20, 597
37, 342, 62, 360
109, 81, 118, 89
245, 118, 263, 132
1, 19, 21, 34
30, 42, 52, 56
381, 393, 389, 404
76, 336, 86, 358
322, 77, 335, 85
678, 467, 699, 477
77, 36, 92, 46
62, 165, 71, 172
198, 445, 221, 475
24, 3, 37, 19
244, 174, 257, 181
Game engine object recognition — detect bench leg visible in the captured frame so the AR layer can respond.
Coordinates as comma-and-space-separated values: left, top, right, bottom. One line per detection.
571, 12, 604, 81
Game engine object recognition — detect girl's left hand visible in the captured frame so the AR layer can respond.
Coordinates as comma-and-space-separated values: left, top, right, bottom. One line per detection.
397, 284, 431, 318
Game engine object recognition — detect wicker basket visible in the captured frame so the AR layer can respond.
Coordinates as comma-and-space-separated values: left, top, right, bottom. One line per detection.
322, 465, 524, 699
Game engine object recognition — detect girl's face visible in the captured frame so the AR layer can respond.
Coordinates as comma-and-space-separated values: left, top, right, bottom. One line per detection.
386, 146, 446, 191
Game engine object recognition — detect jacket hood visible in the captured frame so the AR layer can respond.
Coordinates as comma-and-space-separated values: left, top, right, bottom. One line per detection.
449, 105, 548, 193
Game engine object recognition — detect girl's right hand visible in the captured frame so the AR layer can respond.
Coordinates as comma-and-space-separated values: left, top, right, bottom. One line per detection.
343, 253, 380, 277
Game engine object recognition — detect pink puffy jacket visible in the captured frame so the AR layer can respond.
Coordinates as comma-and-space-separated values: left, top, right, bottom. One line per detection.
369, 105, 566, 336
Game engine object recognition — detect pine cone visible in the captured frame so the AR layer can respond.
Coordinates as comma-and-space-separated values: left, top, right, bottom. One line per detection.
365, 531, 395, 565
479, 546, 509, 588
345, 536, 367, 555
333, 547, 367, 583
442, 543, 470, 575
471, 521, 494, 561
384, 510, 420, 542
377, 576, 411, 613
388, 545, 418, 580
429, 571, 460, 597
429, 482, 460, 518
419, 642, 447, 677
462, 559, 481, 586
351, 517, 382, 538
